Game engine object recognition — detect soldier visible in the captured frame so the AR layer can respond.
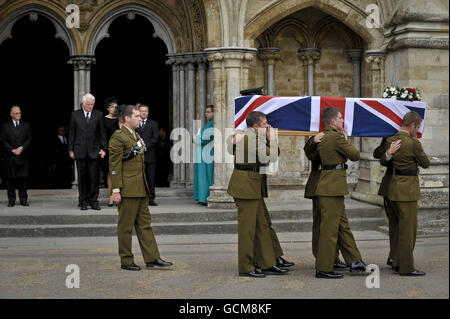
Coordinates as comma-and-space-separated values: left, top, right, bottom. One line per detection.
304, 132, 348, 270
380, 111, 429, 276
373, 137, 401, 268
227, 111, 289, 278
109, 104, 173, 271
314, 107, 368, 279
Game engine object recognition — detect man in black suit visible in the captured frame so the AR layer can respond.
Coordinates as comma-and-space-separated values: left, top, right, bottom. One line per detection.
52, 126, 73, 188
1, 106, 32, 207
69, 93, 106, 210
136, 104, 159, 206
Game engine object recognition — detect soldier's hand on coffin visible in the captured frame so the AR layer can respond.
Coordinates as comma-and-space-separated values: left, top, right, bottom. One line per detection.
339, 126, 348, 140
314, 132, 324, 143
387, 139, 401, 156
112, 192, 121, 204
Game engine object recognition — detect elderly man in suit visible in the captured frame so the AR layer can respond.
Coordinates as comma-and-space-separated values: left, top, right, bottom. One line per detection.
69, 93, 106, 211
136, 104, 159, 206
227, 111, 289, 278
1, 106, 32, 207
109, 104, 172, 271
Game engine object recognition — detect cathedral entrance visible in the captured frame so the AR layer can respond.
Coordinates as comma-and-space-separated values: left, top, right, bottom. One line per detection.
0, 15, 73, 189
91, 14, 171, 186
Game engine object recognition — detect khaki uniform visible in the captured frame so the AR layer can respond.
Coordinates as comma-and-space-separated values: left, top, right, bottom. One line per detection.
227, 128, 278, 273
373, 137, 397, 262
109, 126, 160, 266
314, 126, 362, 272
381, 131, 430, 273
304, 136, 340, 262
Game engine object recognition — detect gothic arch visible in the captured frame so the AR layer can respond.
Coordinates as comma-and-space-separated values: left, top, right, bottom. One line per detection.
244, 0, 384, 49
312, 17, 363, 49
258, 17, 312, 48
0, 4, 77, 55
87, 4, 177, 55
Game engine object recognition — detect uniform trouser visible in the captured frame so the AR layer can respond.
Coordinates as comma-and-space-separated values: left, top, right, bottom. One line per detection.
316, 196, 362, 272
144, 163, 156, 201
311, 197, 341, 262
253, 201, 283, 260
390, 201, 418, 274
7, 177, 27, 203
76, 157, 99, 205
234, 198, 276, 273
117, 197, 160, 266
383, 197, 397, 262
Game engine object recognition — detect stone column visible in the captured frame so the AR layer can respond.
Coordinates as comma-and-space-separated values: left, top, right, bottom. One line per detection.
178, 56, 187, 187
67, 55, 96, 110
166, 56, 181, 185
196, 54, 209, 127
258, 48, 281, 96
297, 48, 321, 96
186, 55, 197, 187
345, 49, 364, 97
205, 47, 256, 208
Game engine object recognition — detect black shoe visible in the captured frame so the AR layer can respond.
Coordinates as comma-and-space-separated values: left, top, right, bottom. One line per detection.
316, 270, 344, 279
90, 203, 101, 210
276, 257, 295, 268
393, 266, 399, 272
80, 204, 88, 210
108, 203, 114, 207
199, 202, 207, 206
146, 258, 173, 268
20, 201, 29, 206
121, 263, 141, 271
7, 202, 15, 207
387, 258, 393, 267
400, 270, 426, 276
262, 266, 289, 275
349, 260, 367, 272
149, 201, 158, 206
333, 261, 349, 270
239, 270, 266, 278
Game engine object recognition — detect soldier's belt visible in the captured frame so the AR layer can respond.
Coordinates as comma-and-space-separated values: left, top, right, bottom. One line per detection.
393, 168, 418, 176
234, 164, 260, 172
319, 163, 348, 170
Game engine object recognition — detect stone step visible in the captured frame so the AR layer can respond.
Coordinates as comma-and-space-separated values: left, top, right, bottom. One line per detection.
0, 206, 383, 225
0, 217, 385, 237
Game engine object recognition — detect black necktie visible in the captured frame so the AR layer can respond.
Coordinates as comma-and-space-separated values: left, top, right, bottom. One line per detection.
15, 122, 19, 129
86, 113, 90, 123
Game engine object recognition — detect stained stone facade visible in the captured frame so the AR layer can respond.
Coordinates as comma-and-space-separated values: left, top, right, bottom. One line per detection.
0, 0, 448, 231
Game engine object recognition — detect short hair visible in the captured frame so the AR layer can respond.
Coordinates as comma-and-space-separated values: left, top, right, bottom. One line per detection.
122, 105, 139, 120
104, 97, 117, 108
206, 105, 214, 112
402, 111, 423, 127
246, 111, 266, 127
321, 107, 341, 126
81, 93, 95, 104
139, 104, 149, 109
10, 105, 20, 113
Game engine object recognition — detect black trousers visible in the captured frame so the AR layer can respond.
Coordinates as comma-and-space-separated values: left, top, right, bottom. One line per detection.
144, 162, 156, 201
76, 157, 100, 205
7, 177, 27, 204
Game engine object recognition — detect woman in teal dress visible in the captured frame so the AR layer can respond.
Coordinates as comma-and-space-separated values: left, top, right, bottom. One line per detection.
193, 105, 214, 206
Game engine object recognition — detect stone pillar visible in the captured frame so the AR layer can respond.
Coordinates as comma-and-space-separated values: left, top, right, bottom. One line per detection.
297, 48, 321, 96
258, 48, 281, 96
67, 55, 96, 110
186, 55, 197, 187
166, 56, 180, 185
205, 47, 256, 208
196, 54, 209, 127
345, 49, 364, 97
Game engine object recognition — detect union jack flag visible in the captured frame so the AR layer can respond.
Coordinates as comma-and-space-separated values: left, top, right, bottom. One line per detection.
234, 96, 427, 137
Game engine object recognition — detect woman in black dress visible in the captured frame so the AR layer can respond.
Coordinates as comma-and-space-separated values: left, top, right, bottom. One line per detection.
102, 97, 119, 206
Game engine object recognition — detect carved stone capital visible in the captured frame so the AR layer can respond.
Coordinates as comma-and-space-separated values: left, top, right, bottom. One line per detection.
68, 55, 96, 71
297, 48, 321, 65
258, 47, 281, 65
364, 50, 387, 69
344, 49, 364, 63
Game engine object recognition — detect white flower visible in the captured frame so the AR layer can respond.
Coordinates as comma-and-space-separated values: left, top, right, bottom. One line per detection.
383, 92, 388, 98
391, 96, 397, 100
401, 93, 408, 98
390, 87, 395, 92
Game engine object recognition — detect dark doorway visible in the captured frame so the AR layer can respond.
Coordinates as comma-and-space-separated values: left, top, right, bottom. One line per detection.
92, 14, 171, 186
0, 16, 73, 189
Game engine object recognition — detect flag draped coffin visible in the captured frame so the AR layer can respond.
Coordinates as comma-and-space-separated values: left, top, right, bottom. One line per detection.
234, 95, 427, 137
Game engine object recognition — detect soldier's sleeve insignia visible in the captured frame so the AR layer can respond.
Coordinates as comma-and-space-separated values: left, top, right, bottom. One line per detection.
111, 170, 116, 175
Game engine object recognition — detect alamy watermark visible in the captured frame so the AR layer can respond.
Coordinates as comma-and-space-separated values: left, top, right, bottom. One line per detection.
65, 4, 80, 29
65, 264, 80, 288
365, 264, 380, 289
365, 4, 381, 29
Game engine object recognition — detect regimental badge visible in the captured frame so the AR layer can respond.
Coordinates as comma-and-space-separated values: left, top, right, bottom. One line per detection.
111, 170, 116, 175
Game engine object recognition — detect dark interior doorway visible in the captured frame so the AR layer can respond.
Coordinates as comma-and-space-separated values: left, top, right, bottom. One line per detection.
0, 15, 73, 189
92, 14, 171, 186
